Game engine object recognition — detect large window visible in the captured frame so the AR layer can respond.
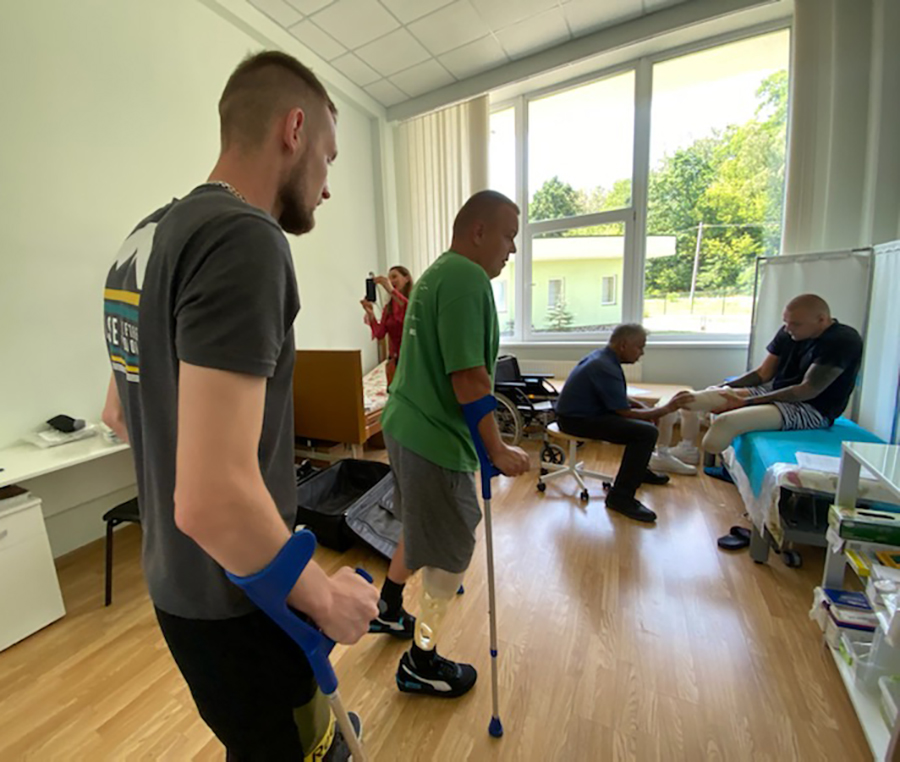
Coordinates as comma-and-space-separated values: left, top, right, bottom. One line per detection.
644, 31, 790, 335
528, 73, 634, 220
489, 28, 789, 342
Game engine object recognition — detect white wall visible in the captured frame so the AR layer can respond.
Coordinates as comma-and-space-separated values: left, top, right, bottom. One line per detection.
0, 0, 385, 555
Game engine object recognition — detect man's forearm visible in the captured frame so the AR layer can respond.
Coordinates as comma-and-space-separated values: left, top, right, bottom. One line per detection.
726, 369, 763, 388
175, 472, 332, 621
745, 384, 814, 405
745, 364, 842, 407
617, 405, 670, 422
451, 366, 506, 459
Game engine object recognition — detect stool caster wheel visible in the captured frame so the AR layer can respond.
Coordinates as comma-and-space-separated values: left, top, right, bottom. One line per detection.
540, 467, 548, 476
579, 489, 589, 502
537, 481, 547, 493
782, 550, 802, 568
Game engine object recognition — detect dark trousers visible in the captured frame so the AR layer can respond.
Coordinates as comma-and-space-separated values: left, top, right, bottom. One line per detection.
156, 607, 322, 761
557, 413, 658, 499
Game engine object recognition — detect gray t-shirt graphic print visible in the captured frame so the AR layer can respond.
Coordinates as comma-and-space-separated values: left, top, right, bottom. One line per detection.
104, 185, 300, 619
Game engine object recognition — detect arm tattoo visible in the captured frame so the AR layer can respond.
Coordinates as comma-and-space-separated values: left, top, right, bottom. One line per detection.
750, 364, 843, 404
727, 369, 763, 388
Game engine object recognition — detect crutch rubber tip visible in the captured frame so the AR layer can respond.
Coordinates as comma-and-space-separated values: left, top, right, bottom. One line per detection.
489, 717, 504, 738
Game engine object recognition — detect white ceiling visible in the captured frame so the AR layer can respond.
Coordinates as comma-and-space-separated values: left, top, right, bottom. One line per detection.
247, 0, 691, 107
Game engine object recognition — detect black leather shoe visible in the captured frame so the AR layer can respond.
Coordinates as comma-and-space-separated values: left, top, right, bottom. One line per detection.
605, 492, 658, 523
642, 469, 670, 485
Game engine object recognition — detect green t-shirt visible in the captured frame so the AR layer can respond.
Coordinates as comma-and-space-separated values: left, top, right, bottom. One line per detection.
382, 250, 500, 472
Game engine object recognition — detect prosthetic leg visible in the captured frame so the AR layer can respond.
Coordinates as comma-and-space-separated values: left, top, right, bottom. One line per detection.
415, 567, 466, 651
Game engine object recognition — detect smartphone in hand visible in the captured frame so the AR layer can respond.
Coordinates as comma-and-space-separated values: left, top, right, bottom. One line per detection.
365, 273, 376, 302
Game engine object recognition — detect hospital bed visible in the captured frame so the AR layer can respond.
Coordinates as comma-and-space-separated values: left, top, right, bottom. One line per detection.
722, 419, 894, 567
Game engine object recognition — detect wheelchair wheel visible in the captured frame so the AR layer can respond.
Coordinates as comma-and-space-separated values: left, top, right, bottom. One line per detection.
540, 443, 566, 465
494, 393, 523, 446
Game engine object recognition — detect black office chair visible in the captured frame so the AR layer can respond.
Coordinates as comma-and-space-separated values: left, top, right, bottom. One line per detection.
102, 497, 140, 606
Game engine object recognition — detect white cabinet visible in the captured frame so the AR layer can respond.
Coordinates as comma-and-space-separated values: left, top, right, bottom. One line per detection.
0, 495, 65, 651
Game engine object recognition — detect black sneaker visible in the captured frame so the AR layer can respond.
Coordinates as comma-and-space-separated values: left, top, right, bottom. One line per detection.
395, 649, 477, 698
369, 607, 416, 639
322, 711, 363, 762
605, 492, 657, 523
641, 469, 670, 485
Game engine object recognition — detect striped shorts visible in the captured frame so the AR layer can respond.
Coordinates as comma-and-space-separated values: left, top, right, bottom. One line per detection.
745, 385, 830, 431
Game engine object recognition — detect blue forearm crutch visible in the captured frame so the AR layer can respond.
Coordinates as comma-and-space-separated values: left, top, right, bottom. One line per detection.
225, 531, 370, 761
461, 395, 505, 739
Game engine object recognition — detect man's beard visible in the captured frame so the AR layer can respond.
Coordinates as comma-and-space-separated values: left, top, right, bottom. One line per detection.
278, 160, 315, 235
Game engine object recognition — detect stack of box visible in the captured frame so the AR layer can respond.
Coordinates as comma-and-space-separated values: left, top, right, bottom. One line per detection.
815, 588, 877, 648
829, 504, 900, 546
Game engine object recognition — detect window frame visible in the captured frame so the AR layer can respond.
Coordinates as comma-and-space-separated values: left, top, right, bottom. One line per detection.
547, 278, 564, 307
491, 19, 792, 347
601, 274, 618, 306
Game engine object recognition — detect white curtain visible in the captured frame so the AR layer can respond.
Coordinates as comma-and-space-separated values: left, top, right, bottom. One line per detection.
859, 241, 900, 442
782, 0, 900, 254
394, 96, 490, 277
749, 250, 871, 370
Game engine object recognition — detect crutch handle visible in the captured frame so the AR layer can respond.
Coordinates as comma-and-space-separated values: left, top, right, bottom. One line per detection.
461, 395, 502, 499
226, 530, 371, 696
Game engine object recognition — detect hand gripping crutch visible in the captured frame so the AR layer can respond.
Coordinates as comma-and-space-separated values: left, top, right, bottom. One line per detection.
226, 531, 370, 761
461, 395, 505, 739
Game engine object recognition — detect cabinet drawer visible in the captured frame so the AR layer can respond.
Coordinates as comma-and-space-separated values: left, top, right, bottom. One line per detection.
0, 498, 46, 549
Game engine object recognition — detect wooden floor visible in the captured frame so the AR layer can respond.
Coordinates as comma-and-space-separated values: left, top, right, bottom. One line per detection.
0, 441, 870, 761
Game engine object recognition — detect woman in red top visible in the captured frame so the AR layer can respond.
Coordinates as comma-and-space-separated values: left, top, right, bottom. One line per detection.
360, 265, 413, 386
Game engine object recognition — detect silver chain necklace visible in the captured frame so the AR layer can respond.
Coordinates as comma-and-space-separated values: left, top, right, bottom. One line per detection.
205, 180, 247, 203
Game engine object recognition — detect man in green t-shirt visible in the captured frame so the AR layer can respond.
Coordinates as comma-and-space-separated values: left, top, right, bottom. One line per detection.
370, 190, 530, 698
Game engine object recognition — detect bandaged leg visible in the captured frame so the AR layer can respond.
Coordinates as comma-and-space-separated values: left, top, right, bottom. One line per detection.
659, 386, 753, 446
702, 404, 783, 454
684, 387, 752, 413
415, 567, 466, 651
657, 387, 706, 449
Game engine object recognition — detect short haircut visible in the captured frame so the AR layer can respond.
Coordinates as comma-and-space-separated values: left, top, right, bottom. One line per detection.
609, 323, 648, 344
786, 293, 831, 317
219, 51, 336, 150
452, 190, 519, 238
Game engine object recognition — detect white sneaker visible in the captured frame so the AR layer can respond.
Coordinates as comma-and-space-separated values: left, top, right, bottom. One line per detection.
668, 441, 701, 465
650, 451, 697, 475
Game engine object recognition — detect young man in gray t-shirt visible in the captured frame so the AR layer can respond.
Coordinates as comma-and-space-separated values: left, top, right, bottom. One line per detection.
102, 52, 377, 760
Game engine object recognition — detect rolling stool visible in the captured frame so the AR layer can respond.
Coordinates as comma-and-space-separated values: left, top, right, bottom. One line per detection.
102, 497, 140, 606
538, 423, 613, 502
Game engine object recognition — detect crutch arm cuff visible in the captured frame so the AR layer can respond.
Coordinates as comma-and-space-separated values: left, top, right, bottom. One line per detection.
226, 530, 339, 694
461, 395, 502, 496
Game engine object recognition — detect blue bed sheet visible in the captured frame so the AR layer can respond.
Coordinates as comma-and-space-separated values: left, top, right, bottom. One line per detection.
731, 417, 884, 497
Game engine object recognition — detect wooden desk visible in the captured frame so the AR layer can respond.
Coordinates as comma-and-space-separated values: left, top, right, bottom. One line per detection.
549, 378, 690, 406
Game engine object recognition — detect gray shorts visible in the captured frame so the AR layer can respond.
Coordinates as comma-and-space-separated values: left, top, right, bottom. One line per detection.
385, 433, 481, 574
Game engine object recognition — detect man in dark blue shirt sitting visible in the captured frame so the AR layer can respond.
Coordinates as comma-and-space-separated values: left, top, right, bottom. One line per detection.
556, 324, 689, 523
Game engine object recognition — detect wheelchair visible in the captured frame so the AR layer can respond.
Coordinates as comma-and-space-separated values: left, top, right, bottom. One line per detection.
492, 355, 568, 467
